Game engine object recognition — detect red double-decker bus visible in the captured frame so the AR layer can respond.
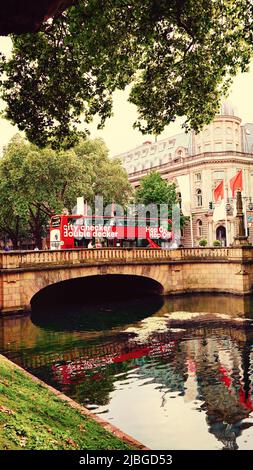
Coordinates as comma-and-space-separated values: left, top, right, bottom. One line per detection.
49, 214, 173, 250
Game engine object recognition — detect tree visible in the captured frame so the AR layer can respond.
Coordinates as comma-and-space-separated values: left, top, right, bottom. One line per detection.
0, 135, 132, 248
135, 172, 186, 228
0, 135, 90, 248
135, 172, 178, 206
0, 1, 252, 148
73, 138, 132, 207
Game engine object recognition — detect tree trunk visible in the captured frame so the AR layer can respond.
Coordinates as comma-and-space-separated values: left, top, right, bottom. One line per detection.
34, 229, 43, 250
11, 235, 19, 250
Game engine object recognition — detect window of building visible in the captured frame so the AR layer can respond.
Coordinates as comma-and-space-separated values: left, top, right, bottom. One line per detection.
176, 149, 183, 157
150, 145, 156, 155
159, 142, 166, 152
226, 142, 233, 150
204, 144, 211, 152
168, 139, 176, 148
197, 219, 203, 237
177, 192, 182, 210
213, 170, 224, 180
226, 127, 232, 136
195, 173, 202, 181
215, 127, 221, 137
196, 189, 202, 207
214, 142, 222, 151
204, 129, 210, 140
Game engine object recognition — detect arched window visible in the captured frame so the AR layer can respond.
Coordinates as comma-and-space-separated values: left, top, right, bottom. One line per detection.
196, 189, 202, 207
215, 127, 221, 137
216, 225, 226, 246
197, 219, 203, 237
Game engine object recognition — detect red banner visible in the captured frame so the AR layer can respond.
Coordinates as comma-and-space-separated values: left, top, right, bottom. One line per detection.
214, 180, 224, 202
230, 170, 243, 197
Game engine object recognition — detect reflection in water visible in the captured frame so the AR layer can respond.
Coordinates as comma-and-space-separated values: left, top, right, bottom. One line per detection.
31, 296, 164, 332
1, 293, 253, 450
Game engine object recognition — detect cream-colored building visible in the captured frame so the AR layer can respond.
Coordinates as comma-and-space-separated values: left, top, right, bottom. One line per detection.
114, 101, 253, 247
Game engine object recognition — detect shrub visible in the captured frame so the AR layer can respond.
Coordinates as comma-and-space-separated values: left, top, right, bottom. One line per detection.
199, 238, 208, 247
213, 240, 221, 247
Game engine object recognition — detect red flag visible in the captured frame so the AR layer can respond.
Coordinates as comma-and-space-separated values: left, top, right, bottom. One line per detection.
230, 170, 243, 197
214, 180, 224, 203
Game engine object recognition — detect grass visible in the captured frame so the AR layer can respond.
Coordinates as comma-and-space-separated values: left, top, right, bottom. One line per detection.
0, 355, 136, 450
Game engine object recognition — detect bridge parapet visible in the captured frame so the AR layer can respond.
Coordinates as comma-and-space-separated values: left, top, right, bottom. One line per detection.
0, 246, 253, 270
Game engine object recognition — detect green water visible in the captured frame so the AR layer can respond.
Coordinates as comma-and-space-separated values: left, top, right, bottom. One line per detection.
1, 293, 253, 450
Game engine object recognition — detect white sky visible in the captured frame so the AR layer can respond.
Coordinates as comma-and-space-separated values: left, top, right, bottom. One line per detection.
1, 36, 253, 157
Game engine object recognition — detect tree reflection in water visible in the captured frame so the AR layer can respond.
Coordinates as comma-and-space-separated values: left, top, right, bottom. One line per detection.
0, 293, 253, 450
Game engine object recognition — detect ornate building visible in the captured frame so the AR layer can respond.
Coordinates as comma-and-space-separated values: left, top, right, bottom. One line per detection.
114, 102, 253, 247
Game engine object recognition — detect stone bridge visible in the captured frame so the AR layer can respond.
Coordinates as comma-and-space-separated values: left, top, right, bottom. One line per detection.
1, 247, 253, 314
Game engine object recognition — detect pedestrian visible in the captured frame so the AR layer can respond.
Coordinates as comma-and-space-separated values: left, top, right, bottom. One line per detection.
95, 239, 102, 248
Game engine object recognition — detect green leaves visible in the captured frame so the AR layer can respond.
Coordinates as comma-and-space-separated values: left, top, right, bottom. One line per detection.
135, 171, 177, 206
1, 1, 253, 147
0, 135, 132, 247
73, 138, 133, 206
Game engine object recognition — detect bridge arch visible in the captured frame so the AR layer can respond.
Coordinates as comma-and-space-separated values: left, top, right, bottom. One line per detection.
23, 263, 167, 313
30, 273, 164, 311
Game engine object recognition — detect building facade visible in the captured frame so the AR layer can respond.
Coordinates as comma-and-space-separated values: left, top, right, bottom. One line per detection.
114, 101, 253, 247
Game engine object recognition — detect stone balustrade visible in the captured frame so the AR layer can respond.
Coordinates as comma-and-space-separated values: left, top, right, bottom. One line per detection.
0, 246, 252, 270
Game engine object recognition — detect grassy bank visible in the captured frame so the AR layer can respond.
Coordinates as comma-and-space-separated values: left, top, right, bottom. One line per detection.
0, 355, 136, 450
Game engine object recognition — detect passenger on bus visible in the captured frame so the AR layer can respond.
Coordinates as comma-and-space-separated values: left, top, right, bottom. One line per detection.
95, 239, 102, 248
88, 240, 94, 249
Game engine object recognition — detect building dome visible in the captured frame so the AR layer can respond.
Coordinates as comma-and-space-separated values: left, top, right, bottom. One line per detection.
218, 100, 237, 116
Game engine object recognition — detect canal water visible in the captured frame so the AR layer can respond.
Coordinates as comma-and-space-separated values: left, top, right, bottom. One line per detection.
1, 293, 253, 450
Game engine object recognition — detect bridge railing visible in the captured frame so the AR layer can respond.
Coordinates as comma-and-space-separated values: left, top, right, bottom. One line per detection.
0, 246, 253, 269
